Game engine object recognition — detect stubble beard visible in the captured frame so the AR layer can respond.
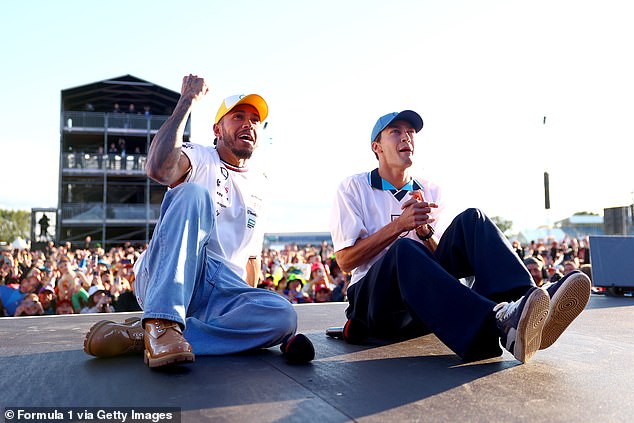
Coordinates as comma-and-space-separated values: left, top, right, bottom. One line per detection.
218, 125, 255, 160
231, 143, 253, 160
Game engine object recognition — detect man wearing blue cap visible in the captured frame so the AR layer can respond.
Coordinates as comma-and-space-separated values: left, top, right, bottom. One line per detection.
328, 110, 591, 363
84, 74, 314, 368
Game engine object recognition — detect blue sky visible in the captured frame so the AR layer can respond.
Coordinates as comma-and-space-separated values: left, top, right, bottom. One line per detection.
1, 0, 633, 233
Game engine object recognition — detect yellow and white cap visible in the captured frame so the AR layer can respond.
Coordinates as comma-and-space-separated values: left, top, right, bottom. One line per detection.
214, 94, 268, 124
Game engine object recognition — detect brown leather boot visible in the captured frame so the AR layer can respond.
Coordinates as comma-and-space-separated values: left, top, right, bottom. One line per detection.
84, 317, 144, 358
143, 318, 194, 368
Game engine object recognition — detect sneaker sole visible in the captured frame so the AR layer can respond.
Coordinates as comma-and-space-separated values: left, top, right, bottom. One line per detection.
540, 273, 591, 349
514, 289, 550, 363
83, 317, 143, 357
144, 350, 195, 368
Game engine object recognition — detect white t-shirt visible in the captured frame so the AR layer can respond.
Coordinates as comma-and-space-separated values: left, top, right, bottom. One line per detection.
184, 143, 268, 278
329, 171, 443, 288
135, 143, 267, 279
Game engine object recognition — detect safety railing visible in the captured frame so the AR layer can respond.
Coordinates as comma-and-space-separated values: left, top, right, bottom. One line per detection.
62, 203, 161, 221
62, 111, 182, 132
62, 153, 147, 171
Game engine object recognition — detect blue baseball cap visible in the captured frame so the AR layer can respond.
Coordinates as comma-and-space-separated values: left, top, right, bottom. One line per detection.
97, 259, 111, 269
370, 110, 424, 143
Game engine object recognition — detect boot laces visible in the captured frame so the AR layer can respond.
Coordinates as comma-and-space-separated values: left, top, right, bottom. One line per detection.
494, 297, 522, 322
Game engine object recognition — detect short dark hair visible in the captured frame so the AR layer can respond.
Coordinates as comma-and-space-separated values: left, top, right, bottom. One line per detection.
524, 256, 544, 269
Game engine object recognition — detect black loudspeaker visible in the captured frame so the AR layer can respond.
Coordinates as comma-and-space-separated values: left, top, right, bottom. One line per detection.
590, 235, 634, 289
603, 206, 629, 235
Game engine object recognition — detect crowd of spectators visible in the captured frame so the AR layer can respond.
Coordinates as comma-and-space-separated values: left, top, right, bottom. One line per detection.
68, 137, 143, 171
0, 235, 594, 318
0, 239, 142, 317
67, 102, 153, 171
110, 102, 152, 117
512, 236, 593, 286
0, 237, 351, 317
258, 241, 349, 304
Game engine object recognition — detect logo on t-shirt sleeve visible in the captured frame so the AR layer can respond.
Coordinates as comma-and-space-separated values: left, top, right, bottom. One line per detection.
247, 209, 257, 229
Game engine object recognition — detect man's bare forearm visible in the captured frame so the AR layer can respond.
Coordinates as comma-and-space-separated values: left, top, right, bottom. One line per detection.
335, 220, 403, 273
146, 74, 209, 186
145, 96, 193, 185
336, 197, 438, 273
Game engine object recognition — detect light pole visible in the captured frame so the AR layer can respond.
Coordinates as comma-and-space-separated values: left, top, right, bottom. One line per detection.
543, 116, 552, 235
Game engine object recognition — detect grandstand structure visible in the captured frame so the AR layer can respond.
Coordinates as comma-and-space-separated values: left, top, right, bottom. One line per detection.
57, 75, 188, 247
263, 232, 332, 249
555, 206, 634, 238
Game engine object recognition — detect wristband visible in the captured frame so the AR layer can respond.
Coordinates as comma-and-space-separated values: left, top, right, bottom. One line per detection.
416, 224, 435, 241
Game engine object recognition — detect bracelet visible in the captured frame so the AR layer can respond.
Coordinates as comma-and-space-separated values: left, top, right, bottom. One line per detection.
416, 224, 435, 241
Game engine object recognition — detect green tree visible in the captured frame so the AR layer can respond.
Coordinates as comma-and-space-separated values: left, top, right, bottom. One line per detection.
573, 211, 599, 216
0, 209, 30, 243
491, 216, 513, 238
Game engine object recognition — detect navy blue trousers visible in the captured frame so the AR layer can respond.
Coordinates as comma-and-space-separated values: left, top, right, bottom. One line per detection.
346, 208, 534, 361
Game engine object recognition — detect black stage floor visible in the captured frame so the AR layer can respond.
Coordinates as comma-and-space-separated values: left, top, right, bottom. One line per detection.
1, 296, 633, 422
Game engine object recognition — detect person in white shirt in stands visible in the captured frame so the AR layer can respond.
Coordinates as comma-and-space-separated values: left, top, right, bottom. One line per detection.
84, 74, 314, 368
327, 109, 591, 363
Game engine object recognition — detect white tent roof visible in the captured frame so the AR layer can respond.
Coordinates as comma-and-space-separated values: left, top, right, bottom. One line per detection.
516, 228, 567, 244
11, 237, 29, 250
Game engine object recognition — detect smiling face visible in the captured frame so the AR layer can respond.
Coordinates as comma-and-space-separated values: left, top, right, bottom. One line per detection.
21, 294, 41, 315
39, 290, 54, 308
372, 119, 416, 171
214, 104, 261, 165
20, 275, 40, 294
